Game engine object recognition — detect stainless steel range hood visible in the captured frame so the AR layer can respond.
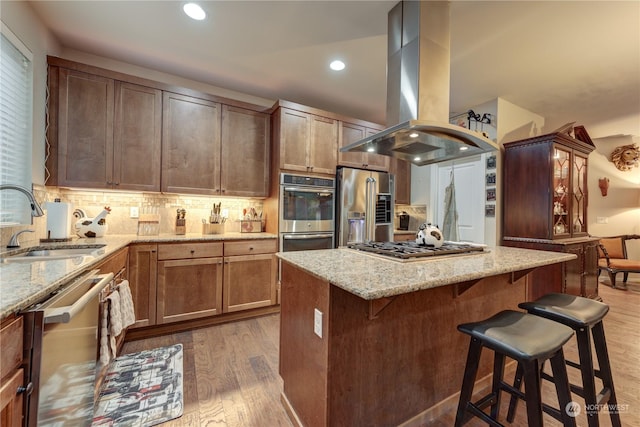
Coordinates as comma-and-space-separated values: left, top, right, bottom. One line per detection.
340, 1, 498, 166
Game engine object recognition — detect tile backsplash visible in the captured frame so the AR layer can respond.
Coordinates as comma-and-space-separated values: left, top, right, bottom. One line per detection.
0, 185, 265, 248
395, 204, 427, 232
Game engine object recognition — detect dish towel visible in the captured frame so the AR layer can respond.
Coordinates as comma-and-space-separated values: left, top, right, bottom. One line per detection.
107, 291, 122, 358
118, 280, 136, 329
99, 304, 111, 366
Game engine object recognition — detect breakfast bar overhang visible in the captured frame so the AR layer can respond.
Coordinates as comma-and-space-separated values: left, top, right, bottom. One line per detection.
276, 246, 576, 427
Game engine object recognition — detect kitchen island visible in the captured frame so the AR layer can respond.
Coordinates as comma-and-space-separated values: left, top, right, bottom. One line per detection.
276, 246, 576, 427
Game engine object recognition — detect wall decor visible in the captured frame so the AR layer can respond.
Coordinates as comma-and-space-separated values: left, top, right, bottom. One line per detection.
486, 173, 496, 185
598, 177, 610, 197
486, 188, 496, 202
486, 154, 496, 169
485, 204, 495, 217
611, 143, 640, 171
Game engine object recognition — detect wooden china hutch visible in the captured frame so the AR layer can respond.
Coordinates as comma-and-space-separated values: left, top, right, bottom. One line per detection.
502, 126, 600, 300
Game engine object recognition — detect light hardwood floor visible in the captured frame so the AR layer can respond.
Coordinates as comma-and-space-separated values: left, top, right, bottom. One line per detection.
122, 278, 640, 427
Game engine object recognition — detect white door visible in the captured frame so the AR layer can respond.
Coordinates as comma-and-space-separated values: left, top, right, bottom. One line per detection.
433, 156, 485, 243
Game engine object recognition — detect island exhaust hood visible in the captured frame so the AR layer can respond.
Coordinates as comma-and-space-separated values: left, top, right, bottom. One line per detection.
340, 1, 498, 166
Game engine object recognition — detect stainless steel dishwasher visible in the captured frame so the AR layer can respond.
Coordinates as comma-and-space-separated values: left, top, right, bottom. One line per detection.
22, 270, 114, 426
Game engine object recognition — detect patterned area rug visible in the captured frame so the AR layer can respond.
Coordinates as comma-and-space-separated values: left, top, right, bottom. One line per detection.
92, 344, 183, 426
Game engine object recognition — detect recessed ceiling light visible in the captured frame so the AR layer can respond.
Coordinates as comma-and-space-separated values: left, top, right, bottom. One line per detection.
367, 147, 375, 153
414, 157, 421, 162
183, 3, 206, 20
329, 60, 345, 71
409, 132, 419, 138
460, 146, 469, 151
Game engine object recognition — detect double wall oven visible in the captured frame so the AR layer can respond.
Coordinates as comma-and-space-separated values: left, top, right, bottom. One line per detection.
279, 173, 335, 252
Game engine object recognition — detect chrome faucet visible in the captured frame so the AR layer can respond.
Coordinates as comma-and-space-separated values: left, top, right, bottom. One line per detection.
7, 229, 34, 248
0, 184, 45, 217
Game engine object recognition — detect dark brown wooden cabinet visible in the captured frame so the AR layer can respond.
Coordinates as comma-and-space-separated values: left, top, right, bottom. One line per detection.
221, 105, 270, 197
113, 82, 162, 191
502, 129, 598, 299
156, 242, 224, 324
389, 158, 411, 204
47, 57, 270, 197
53, 68, 114, 188
0, 316, 25, 427
222, 240, 277, 313
338, 121, 389, 172
161, 92, 222, 195
48, 68, 161, 190
274, 106, 338, 175
127, 244, 158, 328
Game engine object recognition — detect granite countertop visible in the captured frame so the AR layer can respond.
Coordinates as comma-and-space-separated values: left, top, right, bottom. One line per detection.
0, 232, 277, 320
276, 246, 577, 300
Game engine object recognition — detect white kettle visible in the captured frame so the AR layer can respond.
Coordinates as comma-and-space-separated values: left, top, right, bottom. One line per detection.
415, 223, 444, 248
74, 207, 110, 238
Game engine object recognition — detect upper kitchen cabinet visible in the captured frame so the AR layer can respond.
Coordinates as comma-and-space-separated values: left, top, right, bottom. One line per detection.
338, 121, 390, 172
273, 104, 338, 176
162, 95, 270, 197
47, 66, 161, 190
503, 129, 595, 240
161, 92, 222, 195
389, 158, 411, 205
221, 105, 270, 197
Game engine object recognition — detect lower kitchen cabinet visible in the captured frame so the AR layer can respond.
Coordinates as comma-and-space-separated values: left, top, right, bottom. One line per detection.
128, 244, 158, 328
0, 316, 26, 427
128, 239, 278, 331
223, 240, 277, 313
156, 242, 224, 324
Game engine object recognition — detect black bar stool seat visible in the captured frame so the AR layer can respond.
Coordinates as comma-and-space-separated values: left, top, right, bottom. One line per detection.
509, 293, 622, 427
455, 310, 576, 427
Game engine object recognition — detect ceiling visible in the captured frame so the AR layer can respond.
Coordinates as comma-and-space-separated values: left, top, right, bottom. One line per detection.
27, 0, 640, 139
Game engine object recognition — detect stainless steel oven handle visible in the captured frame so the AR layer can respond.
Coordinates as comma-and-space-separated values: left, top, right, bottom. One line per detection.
43, 271, 114, 324
283, 186, 334, 195
283, 233, 334, 240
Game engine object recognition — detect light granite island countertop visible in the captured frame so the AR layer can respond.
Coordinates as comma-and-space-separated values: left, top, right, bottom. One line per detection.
0, 232, 277, 320
276, 245, 577, 300
276, 245, 577, 427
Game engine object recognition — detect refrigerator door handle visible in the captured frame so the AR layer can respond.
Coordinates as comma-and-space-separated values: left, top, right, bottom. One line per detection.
365, 177, 376, 242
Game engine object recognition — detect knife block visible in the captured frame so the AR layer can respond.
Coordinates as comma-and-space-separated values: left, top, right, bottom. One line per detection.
175, 218, 186, 235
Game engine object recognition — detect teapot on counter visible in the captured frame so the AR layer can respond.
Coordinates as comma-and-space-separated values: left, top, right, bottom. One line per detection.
74, 207, 110, 238
415, 223, 444, 248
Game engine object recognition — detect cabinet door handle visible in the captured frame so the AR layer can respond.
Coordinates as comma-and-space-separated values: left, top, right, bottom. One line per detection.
190, 250, 195, 255
249, 247, 254, 251
17, 382, 33, 395
221, 189, 226, 193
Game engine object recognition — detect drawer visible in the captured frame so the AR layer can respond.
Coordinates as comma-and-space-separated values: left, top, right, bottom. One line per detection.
224, 239, 277, 256
158, 242, 223, 260
0, 316, 23, 381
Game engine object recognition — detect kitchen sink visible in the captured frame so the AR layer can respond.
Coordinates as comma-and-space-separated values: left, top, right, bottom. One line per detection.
1, 245, 106, 263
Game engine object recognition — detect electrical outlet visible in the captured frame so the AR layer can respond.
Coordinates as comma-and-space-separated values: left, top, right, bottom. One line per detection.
314, 308, 323, 338
130, 207, 139, 218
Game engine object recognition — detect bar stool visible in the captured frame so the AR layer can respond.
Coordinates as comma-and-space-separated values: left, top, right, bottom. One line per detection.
455, 310, 576, 427
507, 293, 622, 427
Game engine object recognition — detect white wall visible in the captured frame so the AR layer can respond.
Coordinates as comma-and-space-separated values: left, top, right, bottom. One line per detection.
588, 134, 640, 263
1, 1, 61, 185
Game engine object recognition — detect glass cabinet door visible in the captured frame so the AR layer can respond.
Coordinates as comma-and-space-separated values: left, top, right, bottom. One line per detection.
572, 153, 588, 234
552, 147, 570, 237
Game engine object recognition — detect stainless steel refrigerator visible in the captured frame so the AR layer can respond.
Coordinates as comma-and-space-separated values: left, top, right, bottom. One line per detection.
335, 167, 394, 247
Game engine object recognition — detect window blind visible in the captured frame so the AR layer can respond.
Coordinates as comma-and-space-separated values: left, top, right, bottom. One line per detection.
0, 25, 33, 225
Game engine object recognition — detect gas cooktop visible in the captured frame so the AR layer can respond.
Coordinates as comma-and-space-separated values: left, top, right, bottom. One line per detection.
347, 241, 486, 260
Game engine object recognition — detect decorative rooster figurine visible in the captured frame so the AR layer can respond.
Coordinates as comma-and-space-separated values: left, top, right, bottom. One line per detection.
74, 206, 111, 238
